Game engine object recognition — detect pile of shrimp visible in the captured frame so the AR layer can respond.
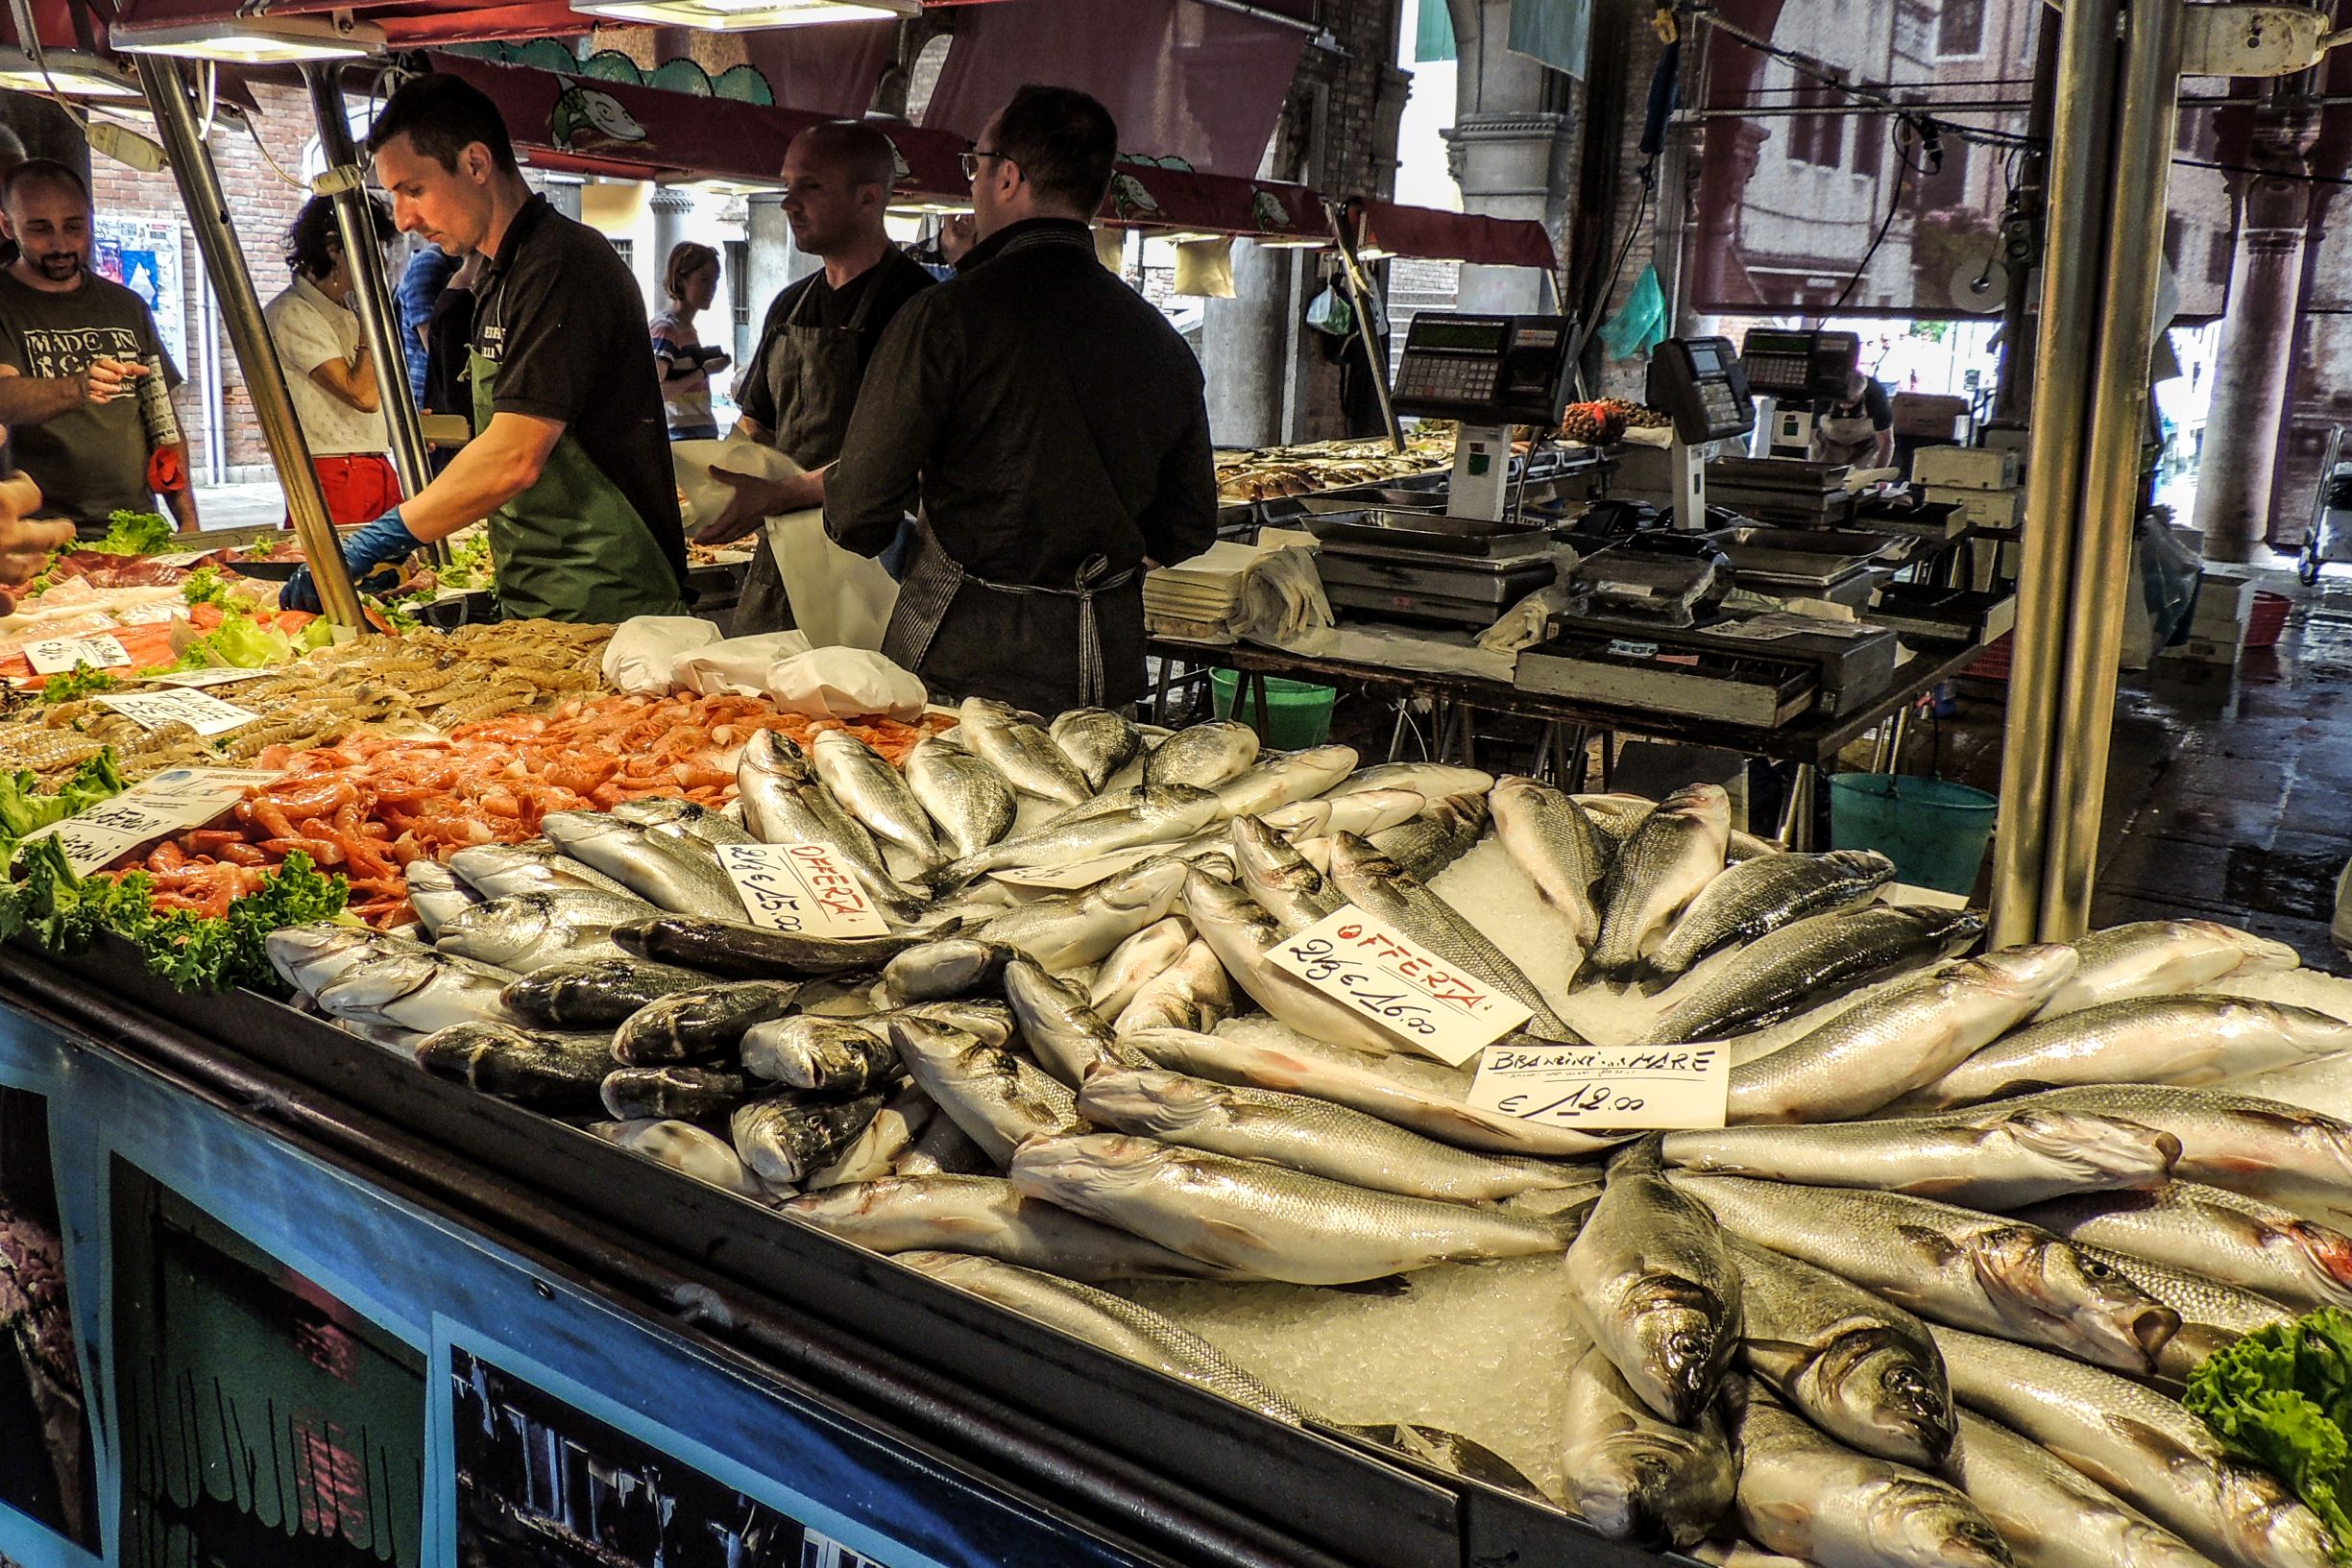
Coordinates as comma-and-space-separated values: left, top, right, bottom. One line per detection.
121, 690, 951, 927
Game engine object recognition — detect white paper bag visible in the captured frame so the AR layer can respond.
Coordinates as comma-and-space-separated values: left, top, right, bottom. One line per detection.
673, 631, 813, 696
671, 435, 898, 651
764, 646, 926, 721
603, 615, 723, 694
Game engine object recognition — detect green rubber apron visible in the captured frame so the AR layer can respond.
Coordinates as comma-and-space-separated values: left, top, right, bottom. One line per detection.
469, 350, 689, 623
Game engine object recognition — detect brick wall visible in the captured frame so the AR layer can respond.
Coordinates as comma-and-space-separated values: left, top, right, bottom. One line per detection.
1585, 4, 1674, 401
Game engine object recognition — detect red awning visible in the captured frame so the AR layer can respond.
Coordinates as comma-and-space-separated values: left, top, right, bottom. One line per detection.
109, 0, 591, 46
1355, 200, 1558, 271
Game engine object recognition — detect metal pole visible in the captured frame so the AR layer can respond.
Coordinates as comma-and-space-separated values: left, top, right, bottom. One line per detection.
1986, 0, 2119, 948
1992, 14, 2062, 427
2039, 0, 2186, 938
134, 55, 366, 632
300, 62, 434, 506
1322, 201, 1404, 452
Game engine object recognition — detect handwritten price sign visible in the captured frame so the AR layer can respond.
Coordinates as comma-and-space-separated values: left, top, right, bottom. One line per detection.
716, 841, 888, 938
24, 635, 132, 676
1268, 905, 1531, 1065
1467, 1042, 1730, 1131
98, 689, 259, 737
18, 765, 285, 875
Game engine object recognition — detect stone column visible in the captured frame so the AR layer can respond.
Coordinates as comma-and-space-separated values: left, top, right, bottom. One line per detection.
1203, 238, 1302, 447
1443, 0, 1572, 314
648, 185, 695, 287
2194, 107, 2317, 563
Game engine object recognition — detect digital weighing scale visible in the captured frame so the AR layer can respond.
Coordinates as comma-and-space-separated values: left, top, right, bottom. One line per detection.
1645, 336, 1758, 531
1735, 327, 1862, 462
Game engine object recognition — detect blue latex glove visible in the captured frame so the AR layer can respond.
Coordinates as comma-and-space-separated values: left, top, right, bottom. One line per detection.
280, 507, 422, 615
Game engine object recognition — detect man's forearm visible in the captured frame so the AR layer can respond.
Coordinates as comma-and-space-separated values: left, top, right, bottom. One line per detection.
164, 465, 199, 532
395, 421, 550, 543
0, 375, 85, 427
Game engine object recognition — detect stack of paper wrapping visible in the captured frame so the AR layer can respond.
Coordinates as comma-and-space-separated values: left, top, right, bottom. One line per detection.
1144, 540, 1264, 641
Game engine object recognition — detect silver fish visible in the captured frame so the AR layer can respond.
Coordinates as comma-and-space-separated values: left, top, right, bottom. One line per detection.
590, 1119, 767, 1199
541, 811, 743, 922
1210, 743, 1357, 818
890, 1016, 1079, 1164
1328, 762, 1493, 799
1731, 1383, 2011, 1568
893, 1104, 995, 1177
312, 948, 521, 1035
1143, 719, 1260, 790
1589, 783, 1732, 977
740, 1013, 900, 1093
1231, 815, 1343, 935
805, 1085, 933, 1189
2075, 1242, 2293, 1390
1180, 869, 1403, 1056
897, 1250, 1301, 1423
1112, 940, 1233, 1037
907, 734, 1017, 857
1663, 1106, 2179, 1211
977, 856, 1190, 971
414, 1020, 609, 1109
881, 936, 1016, 1002
501, 956, 710, 1028
1266, 788, 1423, 843
1003, 957, 1152, 1085
432, 888, 659, 973
736, 732, 928, 924
1049, 708, 1144, 793
1089, 917, 1190, 1018
267, 923, 424, 996
1930, 1322, 2335, 1568
611, 979, 800, 1065
447, 840, 639, 901
2043, 919, 2301, 1018
403, 860, 482, 939
598, 1064, 756, 1122
1649, 849, 1897, 977
1669, 1173, 2180, 1374
1728, 1232, 1954, 1468
732, 1092, 887, 1187
1945, 1410, 2217, 1568
811, 727, 946, 872
1491, 776, 1611, 948
1326, 832, 1580, 1043
958, 697, 1090, 805
1562, 1340, 1738, 1548
1939, 1085, 2352, 1228
2017, 1182, 2352, 1312
786, 1174, 1245, 1280
1007, 1131, 1567, 1284
1645, 905, 1989, 1046
1364, 790, 1491, 882
938, 785, 1222, 887
1078, 1066, 1582, 1202
1726, 945, 2081, 1123
1566, 1139, 1743, 1422
1900, 994, 2352, 1112
1124, 1024, 1629, 1158
611, 798, 754, 846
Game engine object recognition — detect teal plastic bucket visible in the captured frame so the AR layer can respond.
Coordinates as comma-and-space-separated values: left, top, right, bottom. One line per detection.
1828, 773, 1999, 895
1210, 670, 1338, 748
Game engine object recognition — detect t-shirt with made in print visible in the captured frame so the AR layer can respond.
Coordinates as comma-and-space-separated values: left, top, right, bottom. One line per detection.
0, 267, 182, 534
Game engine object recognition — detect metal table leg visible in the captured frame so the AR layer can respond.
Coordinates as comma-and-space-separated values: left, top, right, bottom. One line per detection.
1779, 764, 1820, 851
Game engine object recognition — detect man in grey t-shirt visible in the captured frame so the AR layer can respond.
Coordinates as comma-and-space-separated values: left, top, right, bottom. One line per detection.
0, 159, 197, 538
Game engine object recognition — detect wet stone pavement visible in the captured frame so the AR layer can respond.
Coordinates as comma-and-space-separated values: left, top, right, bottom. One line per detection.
1934, 562, 2352, 966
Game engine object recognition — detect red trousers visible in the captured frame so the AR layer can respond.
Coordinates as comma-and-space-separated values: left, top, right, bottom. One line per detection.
284, 454, 401, 528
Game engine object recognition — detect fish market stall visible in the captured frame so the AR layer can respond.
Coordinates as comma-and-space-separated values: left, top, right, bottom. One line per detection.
4, 608, 2351, 1568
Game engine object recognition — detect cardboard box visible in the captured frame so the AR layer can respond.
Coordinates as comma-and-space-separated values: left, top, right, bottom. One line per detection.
1893, 393, 1971, 439
1926, 485, 2025, 530
2193, 570, 2255, 637
1912, 446, 2021, 492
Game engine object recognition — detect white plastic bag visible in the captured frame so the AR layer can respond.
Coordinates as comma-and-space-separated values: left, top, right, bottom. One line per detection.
671, 435, 898, 650
603, 615, 722, 695
764, 646, 926, 721
673, 632, 812, 696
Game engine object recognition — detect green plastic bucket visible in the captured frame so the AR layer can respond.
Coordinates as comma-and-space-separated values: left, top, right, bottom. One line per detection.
1210, 670, 1338, 748
1828, 773, 1999, 895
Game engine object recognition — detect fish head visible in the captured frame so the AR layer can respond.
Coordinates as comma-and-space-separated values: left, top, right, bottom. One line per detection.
1985, 1109, 2179, 1190
1907, 905, 1991, 953
1077, 1067, 1224, 1138
1821, 848, 1898, 880
1873, 1489, 2012, 1568
1326, 831, 1402, 884
1098, 856, 1191, 919
1976, 1226, 2180, 1371
612, 798, 695, 829
540, 811, 632, 853
1325, 788, 1423, 838
1432, 790, 1492, 836
2182, 919, 2303, 974
1962, 942, 2081, 1004
1006, 1130, 1168, 1202
1233, 816, 1320, 893
1658, 783, 1730, 824
885, 1015, 984, 1072
1628, 1277, 1734, 1424
1182, 867, 1266, 933
740, 729, 813, 784
435, 895, 555, 962
1260, 798, 1333, 838
1808, 1327, 1955, 1468
1002, 955, 1082, 1011
266, 924, 394, 990
2271, 1001, 2352, 1054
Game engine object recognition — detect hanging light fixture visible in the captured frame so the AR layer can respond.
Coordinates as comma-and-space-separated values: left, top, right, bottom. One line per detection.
0, 45, 141, 98
573, 0, 919, 30
111, 12, 384, 64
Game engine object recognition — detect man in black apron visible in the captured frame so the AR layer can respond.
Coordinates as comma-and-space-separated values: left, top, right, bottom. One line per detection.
696, 121, 933, 636
824, 85, 1216, 714
282, 73, 689, 623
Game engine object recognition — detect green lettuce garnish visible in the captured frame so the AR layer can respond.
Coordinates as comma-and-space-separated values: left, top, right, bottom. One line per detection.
89, 509, 174, 556
2185, 1307, 2352, 1560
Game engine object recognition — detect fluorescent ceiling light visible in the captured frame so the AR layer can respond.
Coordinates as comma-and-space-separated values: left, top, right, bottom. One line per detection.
0, 47, 142, 99
573, 0, 917, 29
1154, 229, 1224, 245
112, 15, 385, 63
1254, 235, 1328, 249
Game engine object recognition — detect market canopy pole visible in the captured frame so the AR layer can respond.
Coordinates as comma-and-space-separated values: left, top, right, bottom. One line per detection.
133, 53, 368, 633
1323, 199, 1404, 453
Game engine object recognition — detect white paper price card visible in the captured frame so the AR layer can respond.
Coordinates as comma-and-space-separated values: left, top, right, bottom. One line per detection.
97, 689, 259, 737
715, 841, 889, 938
145, 665, 269, 689
19, 766, 284, 876
1267, 905, 1532, 1066
1467, 1041, 1731, 1131
24, 635, 131, 676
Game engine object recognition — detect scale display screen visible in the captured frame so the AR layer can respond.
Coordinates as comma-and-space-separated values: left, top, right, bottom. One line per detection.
1740, 328, 1861, 398
1391, 311, 1576, 424
1647, 334, 1756, 445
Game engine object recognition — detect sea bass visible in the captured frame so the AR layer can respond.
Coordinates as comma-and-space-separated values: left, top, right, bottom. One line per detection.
1562, 1339, 1738, 1548
1564, 1138, 1743, 1423
906, 734, 1018, 858
1589, 784, 1732, 977
784, 1174, 1245, 1281
2042, 919, 2300, 1018
1649, 849, 1896, 977
1645, 905, 1987, 1046
812, 727, 947, 873
959, 697, 1090, 805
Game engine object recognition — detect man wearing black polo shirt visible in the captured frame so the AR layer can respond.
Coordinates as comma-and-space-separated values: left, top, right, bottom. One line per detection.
281, 73, 688, 623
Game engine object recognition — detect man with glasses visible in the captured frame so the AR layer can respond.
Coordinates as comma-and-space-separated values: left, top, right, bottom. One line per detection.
696, 119, 934, 635
825, 84, 1215, 713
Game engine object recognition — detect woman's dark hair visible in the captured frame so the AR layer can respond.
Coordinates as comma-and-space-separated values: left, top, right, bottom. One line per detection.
366, 71, 519, 174
284, 193, 394, 280
989, 84, 1118, 217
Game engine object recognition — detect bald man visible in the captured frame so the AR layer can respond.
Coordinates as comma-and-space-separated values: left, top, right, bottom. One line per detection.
698, 119, 933, 635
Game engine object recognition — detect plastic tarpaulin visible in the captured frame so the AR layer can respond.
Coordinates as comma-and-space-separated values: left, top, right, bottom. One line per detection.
919, 0, 1307, 178
1357, 200, 1558, 270
655, 23, 897, 120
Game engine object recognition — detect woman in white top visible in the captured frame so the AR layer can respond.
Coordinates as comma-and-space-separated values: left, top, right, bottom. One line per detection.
651, 241, 729, 441
262, 195, 400, 526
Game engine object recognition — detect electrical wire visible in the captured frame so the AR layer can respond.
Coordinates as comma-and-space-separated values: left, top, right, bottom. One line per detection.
1829, 118, 1925, 312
